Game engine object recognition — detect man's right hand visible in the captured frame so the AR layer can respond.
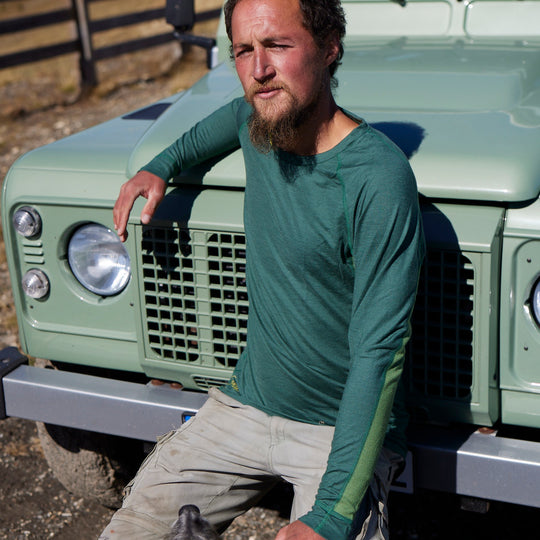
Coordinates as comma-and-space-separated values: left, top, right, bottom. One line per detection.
113, 170, 166, 242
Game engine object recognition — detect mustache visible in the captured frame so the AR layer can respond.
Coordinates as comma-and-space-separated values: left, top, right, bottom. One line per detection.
245, 83, 290, 102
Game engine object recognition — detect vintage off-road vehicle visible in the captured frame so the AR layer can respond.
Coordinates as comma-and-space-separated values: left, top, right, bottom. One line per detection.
2, 0, 540, 510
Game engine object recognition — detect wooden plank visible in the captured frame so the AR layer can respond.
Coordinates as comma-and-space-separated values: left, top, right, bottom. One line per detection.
0, 9, 73, 34
89, 8, 165, 33
93, 32, 177, 60
0, 41, 79, 69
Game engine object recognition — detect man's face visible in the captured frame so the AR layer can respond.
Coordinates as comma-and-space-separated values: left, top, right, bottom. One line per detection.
231, 0, 334, 149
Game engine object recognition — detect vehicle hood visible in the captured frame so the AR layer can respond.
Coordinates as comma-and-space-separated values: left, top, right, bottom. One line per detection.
337, 37, 540, 202
130, 37, 540, 202
11, 38, 540, 204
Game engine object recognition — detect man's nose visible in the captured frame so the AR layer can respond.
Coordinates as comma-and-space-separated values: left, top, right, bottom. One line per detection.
252, 48, 275, 82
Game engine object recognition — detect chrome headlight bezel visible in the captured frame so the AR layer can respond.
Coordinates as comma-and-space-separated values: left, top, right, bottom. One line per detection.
67, 223, 131, 297
531, 277, 540, 326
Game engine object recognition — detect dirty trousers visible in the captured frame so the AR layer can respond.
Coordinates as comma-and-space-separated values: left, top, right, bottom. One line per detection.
100, 388, 402, 540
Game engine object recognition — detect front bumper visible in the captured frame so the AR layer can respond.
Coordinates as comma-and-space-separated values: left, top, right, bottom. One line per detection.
0, 347, 207, 442
1, 346, 540, 508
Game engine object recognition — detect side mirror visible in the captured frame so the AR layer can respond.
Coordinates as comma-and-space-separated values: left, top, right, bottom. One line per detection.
166, 0, 195, 31
165, 0, 218, 69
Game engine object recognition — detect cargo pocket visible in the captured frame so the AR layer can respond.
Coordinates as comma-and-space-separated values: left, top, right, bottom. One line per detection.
121, 428, 178, 500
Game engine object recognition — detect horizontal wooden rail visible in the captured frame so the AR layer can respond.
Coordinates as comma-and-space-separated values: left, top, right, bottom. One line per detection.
0, 41, 79, 70
0, 0, 220, 87
0, 9, 73, 34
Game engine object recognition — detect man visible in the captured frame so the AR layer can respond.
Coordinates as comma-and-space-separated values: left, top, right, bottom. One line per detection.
101, 0, 424, 538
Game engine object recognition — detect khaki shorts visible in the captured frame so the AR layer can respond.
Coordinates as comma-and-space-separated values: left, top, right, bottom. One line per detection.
100, 388, 403, 539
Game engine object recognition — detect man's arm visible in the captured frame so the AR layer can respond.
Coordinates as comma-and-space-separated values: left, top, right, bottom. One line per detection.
112, 98, 247, 241
300, 147, 424, 539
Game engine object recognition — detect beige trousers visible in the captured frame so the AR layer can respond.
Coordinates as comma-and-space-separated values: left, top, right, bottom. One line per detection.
99, 388, 402, 539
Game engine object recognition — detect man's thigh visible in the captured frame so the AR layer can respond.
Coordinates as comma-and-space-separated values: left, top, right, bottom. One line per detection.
100, 389, 276, 539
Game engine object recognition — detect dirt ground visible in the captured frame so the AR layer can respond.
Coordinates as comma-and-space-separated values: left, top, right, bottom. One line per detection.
1, 3, 539, 539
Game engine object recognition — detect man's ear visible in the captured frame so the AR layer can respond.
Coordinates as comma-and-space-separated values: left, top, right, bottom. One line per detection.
324, 32, 340, 67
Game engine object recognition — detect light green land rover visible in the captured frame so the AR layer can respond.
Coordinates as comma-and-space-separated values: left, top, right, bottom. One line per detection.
2, 0, 540, 509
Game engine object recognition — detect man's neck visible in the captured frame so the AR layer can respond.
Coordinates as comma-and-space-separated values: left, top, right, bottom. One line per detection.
282, 95, 359, 156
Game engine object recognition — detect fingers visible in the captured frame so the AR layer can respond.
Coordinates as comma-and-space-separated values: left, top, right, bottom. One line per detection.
113, 171, 166, 242
274, 521, 324, 540
113, 183, 136, 242
141, 193, 161, 225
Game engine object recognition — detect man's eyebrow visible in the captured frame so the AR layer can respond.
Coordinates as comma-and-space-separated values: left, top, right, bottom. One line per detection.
233, 36, 295, 49
261, 36, 295, 45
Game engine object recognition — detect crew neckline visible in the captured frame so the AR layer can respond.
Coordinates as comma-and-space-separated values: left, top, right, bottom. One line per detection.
275, 109, 368, 165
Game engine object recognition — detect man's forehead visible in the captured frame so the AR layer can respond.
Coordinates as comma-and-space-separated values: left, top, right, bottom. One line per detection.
231, 0, 305, 41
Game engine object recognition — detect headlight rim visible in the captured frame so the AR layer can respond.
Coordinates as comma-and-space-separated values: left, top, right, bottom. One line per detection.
67, 223, 131, 297
531, 277, 540, 327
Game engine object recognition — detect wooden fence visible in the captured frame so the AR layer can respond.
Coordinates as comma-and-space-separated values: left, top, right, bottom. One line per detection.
0, 0, 220, 87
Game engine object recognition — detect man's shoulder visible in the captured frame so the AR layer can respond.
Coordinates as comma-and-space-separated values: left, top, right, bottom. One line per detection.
345, 125, 414, 176
339, 124, 418, 200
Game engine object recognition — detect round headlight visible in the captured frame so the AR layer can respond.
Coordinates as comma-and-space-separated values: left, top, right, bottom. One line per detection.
532, 279, 540, 325
68, 224, 131, 296
13, 206, 42, 238
22, 269, 50, 299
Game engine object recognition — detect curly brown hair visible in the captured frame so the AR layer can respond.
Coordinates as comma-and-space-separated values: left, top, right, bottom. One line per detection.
224, 0, 346, 80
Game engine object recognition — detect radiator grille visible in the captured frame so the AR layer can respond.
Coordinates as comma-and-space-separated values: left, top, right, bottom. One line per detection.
408, 250, 474, 400
141, 227, 247, 371
141, 227, 475, 399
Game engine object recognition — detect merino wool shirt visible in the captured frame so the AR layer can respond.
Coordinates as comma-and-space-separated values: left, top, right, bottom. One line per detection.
142, 97, 425, 539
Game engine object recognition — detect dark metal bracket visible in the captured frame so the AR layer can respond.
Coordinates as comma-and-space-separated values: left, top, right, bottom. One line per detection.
0, 347, 28, 420
172, 31, 218, 69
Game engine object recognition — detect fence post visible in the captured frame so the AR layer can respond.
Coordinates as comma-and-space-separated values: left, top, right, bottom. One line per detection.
71, 0, 98, 87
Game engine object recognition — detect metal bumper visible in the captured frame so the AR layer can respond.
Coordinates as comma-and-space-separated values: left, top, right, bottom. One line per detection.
0, 347, 207, 442
1, 347, 540, 508
407, 423, 540, 507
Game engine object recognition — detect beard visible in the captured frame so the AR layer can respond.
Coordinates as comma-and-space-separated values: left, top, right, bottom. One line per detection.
245, 83, 321, 153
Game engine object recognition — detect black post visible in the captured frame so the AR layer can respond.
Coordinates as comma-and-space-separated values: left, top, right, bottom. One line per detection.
71, 0, 97, 88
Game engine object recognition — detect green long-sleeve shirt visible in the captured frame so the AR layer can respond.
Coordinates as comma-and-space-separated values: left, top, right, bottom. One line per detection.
142, 97, 424, 539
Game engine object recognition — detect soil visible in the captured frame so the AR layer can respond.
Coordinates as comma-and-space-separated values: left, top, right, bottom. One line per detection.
0, 5, 539, 539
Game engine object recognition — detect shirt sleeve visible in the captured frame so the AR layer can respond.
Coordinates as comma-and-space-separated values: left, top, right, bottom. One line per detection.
300, 144, 425, 539
140, 98, 246, 180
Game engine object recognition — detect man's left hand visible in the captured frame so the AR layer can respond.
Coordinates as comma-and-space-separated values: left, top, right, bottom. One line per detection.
274, 520, 325, 540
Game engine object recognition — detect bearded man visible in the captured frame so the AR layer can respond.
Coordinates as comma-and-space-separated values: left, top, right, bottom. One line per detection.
101, 0, 424, 538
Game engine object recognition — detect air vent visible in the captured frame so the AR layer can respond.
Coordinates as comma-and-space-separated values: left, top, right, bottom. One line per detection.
192, 376, 230, 390
22, 239, 45, 265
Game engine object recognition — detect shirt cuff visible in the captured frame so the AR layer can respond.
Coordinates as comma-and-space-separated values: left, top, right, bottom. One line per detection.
299, 502, 354, 540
